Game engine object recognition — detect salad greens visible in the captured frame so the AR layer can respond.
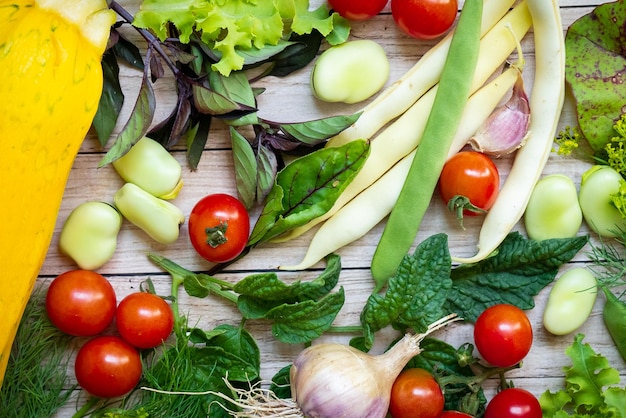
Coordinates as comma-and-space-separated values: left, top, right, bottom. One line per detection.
355, 232, 589, 351
95, 1, 354, 178
540, 334, 626, 417
132, 0, 350, 76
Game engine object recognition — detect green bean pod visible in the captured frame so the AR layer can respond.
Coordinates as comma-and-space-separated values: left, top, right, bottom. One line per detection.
371, 0, 483, 283
602, 286, 626, 362
114, 183, 185, 244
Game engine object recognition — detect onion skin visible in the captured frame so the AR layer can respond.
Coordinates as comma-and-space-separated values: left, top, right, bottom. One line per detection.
290, 334, 426, 418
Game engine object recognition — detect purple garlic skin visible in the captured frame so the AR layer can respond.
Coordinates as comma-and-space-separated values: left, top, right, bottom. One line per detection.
469, 68, 530, 157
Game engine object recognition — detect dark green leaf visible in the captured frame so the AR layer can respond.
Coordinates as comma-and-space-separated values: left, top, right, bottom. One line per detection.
99, 72, 156, 166
209, 70, 258, 126
238, 40, 296, 66
192, 83, 253, 116
406, 338, 487, 414
280, 112, 362, 145
270, 365, 292, 399
360, 234, 453, 349
266, 288, 345, 344
230, 127, 258, 209
234, 254, 341, 303
185, 115, 212, 169
202, 324, 261, 378
265, 31, 323, 77
112, 31, 145, 70
255, 143, 278, 205
565, 0, 626, 151
248, 139, 370, 245
445, 233, 589, 322
93, 51, 124, 147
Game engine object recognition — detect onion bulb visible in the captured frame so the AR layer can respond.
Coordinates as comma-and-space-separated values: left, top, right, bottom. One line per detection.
216, 314, 458, 417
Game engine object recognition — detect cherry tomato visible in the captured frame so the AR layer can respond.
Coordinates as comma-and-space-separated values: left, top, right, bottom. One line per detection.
473, 304, 533, 367
116, 292, 174, 349
328, 0, 389, 21
484, 388, 542, 418
439, 151, 500, 218
75, 336, 142, 398
441, 412, 474, 418
188, 193, 250, 263
391, 0, 458, 40
45, 270, 116, 336
389, 368, 444, 418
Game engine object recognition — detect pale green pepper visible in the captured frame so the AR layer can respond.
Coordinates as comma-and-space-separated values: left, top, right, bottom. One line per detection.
112, 137, 183, 199
579, 165, 626, 237
59, 201, 122, 270
524, 174, 582, 241
311, 39, 389, 104
114, 183, 185, 244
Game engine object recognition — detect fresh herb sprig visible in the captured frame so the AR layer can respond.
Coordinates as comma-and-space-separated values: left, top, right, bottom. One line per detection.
0, 285, 75, 417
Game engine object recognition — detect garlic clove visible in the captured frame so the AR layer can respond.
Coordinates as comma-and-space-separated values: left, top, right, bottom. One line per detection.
468, 67, 530, 157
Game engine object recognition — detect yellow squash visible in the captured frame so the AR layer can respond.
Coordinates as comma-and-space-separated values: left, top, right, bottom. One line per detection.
0, 0, 115, 385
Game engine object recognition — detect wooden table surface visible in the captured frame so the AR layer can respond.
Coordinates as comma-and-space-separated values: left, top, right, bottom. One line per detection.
40, 0, 625, 416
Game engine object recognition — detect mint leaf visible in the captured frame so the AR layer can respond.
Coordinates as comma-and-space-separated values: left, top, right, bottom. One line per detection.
360, 234, 452, 349
267, 288, 345, 344
446, 233, 588, 322
248, 139, 370, 245
565, 0, 626, 152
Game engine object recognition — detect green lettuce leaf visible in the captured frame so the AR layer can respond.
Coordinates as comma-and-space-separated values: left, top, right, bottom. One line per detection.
133, 0, 349, 75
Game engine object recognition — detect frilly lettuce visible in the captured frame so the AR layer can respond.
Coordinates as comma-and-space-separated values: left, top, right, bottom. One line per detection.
132, 0, 350, 75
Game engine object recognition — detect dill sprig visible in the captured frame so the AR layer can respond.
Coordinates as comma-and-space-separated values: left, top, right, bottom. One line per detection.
0, 284, 76, 417
587, 230, 626, 300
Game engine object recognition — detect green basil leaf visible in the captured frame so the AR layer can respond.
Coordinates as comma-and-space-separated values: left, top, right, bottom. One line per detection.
266, 31, 323, 77
185, 115, 212, 170
255, 143, 278, 205
99, 71, 156, 166
266, 287, 345, 344
93, 51, 124, 147
360, 234, 452, 349
209, 70, 259, 126
112, 31, 144, 70
445, 233, 589, 322
270, 365, 292, 399
248, 139, 370, 245
230, 127, 258, 209
280, 112, 362, 145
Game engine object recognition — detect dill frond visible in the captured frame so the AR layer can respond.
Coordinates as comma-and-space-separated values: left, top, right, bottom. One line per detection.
0, 284, 75, 417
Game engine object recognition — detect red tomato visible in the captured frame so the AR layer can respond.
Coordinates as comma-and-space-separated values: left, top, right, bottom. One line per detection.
441, 412, 474, 418
75, 336, 142, 398
484, 388, 542, 418
328, 0, 389, 20
116, 292, 174, 349
45, 270, 116, 336
188, 193, 250, 263
439, 151, 500, 218
473, 304, 533, 368
391, 0, 458, 40
389, 368, 444, 418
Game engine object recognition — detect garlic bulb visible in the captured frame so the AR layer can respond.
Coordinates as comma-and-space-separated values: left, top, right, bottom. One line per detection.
469, 67, 530, 157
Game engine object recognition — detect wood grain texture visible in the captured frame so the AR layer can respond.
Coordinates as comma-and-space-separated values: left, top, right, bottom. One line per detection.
40, 1, 625, 416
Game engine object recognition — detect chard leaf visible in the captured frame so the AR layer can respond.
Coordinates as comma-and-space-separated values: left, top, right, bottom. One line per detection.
248, 139, 370, 245
94, 51, 124, 146
266, 287, 345, 344
360, 234, 453, 350
565, 0, 626, 151
445, 233, 588, 322
99, 72, 155, 166
280, 112, 362, 145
